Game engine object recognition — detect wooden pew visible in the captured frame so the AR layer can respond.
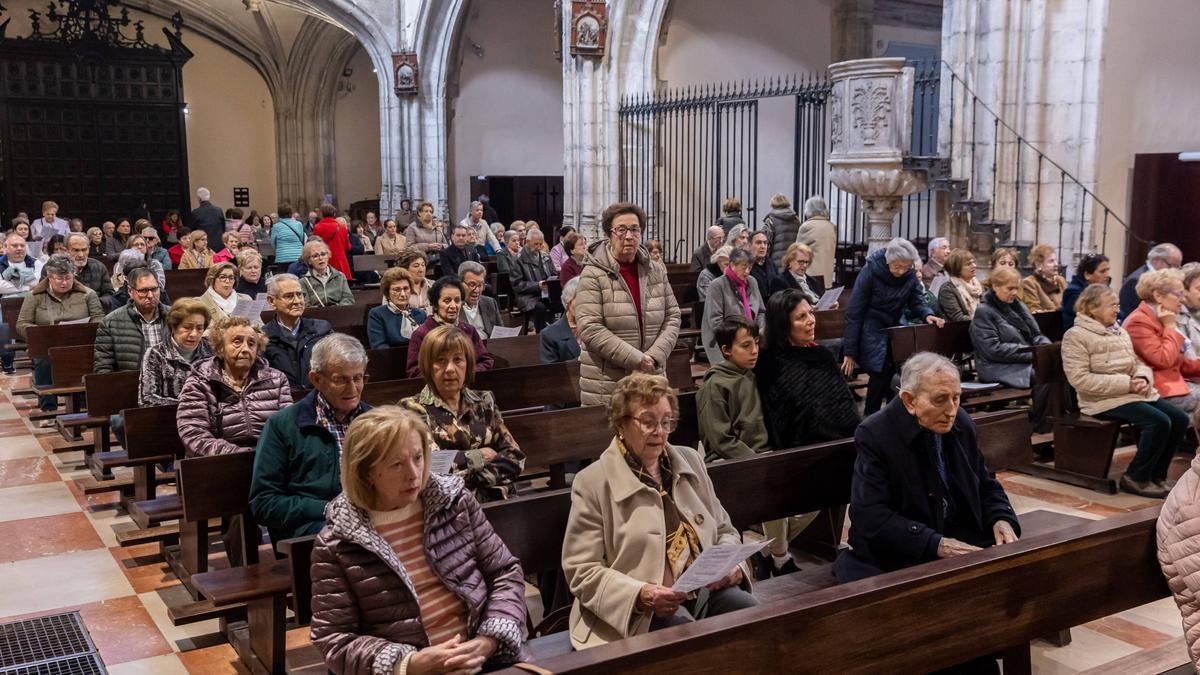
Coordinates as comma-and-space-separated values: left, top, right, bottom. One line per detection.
24, 323, 99, 420
42, 343, 92, 413
813, 307, 846, 342
75, 370, 144, 491
1, 296, 26, 360
504, 506, 1161, 674
1034, 310, 1064, 342
260, 304, 371, 329
118, 404, 185, 547
886, 321, 1032, 411
163, 268, 208, 299
174, 452, 261, 598
360, 361, 584, 412
1029, 342, 1121, 493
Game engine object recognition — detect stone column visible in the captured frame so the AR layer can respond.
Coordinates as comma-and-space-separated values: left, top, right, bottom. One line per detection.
827, 58, 926, 251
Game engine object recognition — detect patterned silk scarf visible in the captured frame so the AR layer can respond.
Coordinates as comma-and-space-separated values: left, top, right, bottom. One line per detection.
617, 437, 702, 583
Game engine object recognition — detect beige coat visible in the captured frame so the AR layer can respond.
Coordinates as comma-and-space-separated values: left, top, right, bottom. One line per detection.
795, 215, 837, 285
575, 245, 681, 406
1061, 312, 1157, 416
403, 221, 445, 253
373, 232, 406, 255
1158, 454, 1200, 668
561, 439, 750, 650
1019, 273, 1068, 312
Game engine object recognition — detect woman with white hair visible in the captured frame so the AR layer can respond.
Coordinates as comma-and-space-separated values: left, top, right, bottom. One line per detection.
842, 238, 944, 415
725, 224, 751, 252
297, 239, 354, 307
696, 245, 733, 302
796, 195, 836, 284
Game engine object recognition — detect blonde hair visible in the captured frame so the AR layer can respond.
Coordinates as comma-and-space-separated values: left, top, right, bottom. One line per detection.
988, 266, 1020, 287
381, 266, 414, 297
188, 230, 209, 248
990, 247, 1018, 269
1028, 244, 1056, 268
205, 262, 238, 288
1136, 268, 1184, 302
418, 324, 477, 391
1075, 283, 1118, 321
208, 315, 266, 357
606, 373, 678, 430
165, 298, 210, 332
341, 406, 434, 511
236, 249, 262, 267
782, 241, 813, 270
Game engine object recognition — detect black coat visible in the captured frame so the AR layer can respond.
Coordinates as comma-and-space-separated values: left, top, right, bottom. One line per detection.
835, 397, 1020, 582
263, 317, 333, 388
767, 271, 825, 302
539, 316, 580, 364
440, 243, 481, 279
189, 201, 225, 248
749, 258, 779, 297
755, 344, 858, 448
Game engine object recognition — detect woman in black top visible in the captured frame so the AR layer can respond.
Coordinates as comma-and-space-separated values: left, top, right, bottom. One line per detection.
756, 289, 860, 448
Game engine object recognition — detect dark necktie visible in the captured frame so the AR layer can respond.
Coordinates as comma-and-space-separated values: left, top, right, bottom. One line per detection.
931, 432, 950, 518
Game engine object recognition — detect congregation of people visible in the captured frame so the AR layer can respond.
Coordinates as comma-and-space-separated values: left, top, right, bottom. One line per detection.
12, 185, 1200, 675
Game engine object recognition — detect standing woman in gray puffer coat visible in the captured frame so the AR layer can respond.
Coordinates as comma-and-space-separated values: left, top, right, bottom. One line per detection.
762, 193, 802, 269
310, 406, 528, 675
176, 315, 292, 458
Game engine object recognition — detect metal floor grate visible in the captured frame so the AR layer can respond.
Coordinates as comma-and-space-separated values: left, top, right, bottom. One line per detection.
0, 654, 105, 675
0, 613, 104, 675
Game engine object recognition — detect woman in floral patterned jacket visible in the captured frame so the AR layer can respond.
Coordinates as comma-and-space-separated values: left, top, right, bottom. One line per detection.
400, 324, 525, 502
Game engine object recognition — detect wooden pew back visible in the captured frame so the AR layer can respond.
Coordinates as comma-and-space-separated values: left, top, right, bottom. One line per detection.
123, 404, 184, 462
813, 308, 846, 342
26, 322, 99, 359
164, 269, 208, 299
361, 360, 583, 411
46, 345, 94, 387
178, 452, 257, 523
504, 507, 1165, 674
85, 370, 141, 418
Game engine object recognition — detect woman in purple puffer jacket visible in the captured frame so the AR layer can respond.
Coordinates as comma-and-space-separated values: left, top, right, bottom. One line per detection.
310, 406, 528, 675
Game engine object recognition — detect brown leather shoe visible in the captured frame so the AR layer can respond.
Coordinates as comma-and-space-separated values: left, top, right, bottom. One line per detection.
1120, 474, 1169, 498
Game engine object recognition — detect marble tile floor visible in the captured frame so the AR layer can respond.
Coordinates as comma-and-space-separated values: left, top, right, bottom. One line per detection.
0, 371, 1191, 674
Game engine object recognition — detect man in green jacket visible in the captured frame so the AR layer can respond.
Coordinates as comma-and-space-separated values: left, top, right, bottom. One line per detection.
94, 268, 169, 373
249, 333, 370, 543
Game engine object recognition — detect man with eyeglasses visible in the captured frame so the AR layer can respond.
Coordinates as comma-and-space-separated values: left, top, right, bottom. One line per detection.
458, 261, 500, 338
575, 202, 681, 406
0, 233, 38, 374
58, 232, 114, 310
262, 273, 334, 388
691, 225, 726, 273
250, 333, 372, 543
94, 267, 169, 374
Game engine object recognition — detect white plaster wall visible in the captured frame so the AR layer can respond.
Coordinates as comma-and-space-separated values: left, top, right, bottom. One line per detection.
655, 0, 832, 229
1095, 0, 1200, 274
334, 45, 383, 206
447, 0, 564, 217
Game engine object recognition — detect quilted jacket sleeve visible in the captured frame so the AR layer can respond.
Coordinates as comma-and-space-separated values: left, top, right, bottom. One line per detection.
462, 493, 527, 659
309, 535, 414, 675
1061, 330, 1133, 398
176, 377, 243, 457
575, 269, 645, 372
644, 273, 681, 370
93, 316, 117, 374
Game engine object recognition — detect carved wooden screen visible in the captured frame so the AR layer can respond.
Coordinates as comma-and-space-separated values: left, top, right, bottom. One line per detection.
0, 16, 191, 228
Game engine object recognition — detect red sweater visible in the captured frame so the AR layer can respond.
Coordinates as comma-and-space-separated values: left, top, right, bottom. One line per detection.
312, 217, 352, 278
618, 259, 642, 327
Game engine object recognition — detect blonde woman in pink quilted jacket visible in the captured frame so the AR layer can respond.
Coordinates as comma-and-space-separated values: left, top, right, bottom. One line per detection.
1158, 450, 1200, 669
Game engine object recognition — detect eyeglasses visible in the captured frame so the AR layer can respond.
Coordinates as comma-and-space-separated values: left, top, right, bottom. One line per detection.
132, 287, 159, 296
325, 373, 367, 387
795, 259, 812, 265
215, 274, 236, 282
625, 415, 678, 434
613, 226, 642, 238
464, 281, 484, 290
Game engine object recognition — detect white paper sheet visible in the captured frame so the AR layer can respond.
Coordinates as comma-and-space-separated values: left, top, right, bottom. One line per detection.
58, 317, 91, 325
815, 286, 845, 311
428, 450, 458, 475
671, 539, 771, 594
961, 382, 1001, 391
489, 325, 522, 340
233, 295, 269, 320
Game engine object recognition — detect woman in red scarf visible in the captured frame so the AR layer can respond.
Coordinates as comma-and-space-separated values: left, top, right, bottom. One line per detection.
701, 247, 765, 365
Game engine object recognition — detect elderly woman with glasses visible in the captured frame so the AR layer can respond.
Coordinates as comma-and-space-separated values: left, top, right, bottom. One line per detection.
576, 202, 681, 406
177, 316, 292, 458
1124, 268, 1200, 416
562, 373, 756, 650
198, 262, 252, 322
17, 253, 104, 411
138, 298, 213, 406
768, 241, 825, 303
309, 406, 527, 675
178, 230, 215, 269
297, 239, 354, 308
400, 324, 524, 503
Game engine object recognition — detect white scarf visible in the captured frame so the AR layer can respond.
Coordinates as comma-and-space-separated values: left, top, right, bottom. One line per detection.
205, 286, 238, 316
950, 275, 983, 317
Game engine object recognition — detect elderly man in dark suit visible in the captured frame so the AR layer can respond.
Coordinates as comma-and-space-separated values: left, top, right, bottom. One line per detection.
835, 352, 1021, 585
458, 260, 500, 339
1118, 242, 1182, 320
540, 277, 581, 363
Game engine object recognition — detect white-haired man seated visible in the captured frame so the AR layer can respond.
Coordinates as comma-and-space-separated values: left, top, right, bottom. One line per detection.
835, 352, 1020, 584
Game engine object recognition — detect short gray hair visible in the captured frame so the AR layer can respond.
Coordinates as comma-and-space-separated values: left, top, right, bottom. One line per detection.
116, 248, 146, 273
727, 224, 749, 243
43, 253, 75, 277
266, 273, 300, 296
468, 201, 483, 211
707, 225, 724, 238
457, 260, 487, 279
884, 237, 921, 264
526, 229, 545, 243
310, 333, 368, 374
1149, 243, 1181, 265
899, 352, 960, 396
728, 247, 753, 266
562, 276, 581, 306
927, 237, 949, 255
66, 232, 89, 248
197, 187, 211, 201
802, 196, 829, 219
504, 230, 521, 244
